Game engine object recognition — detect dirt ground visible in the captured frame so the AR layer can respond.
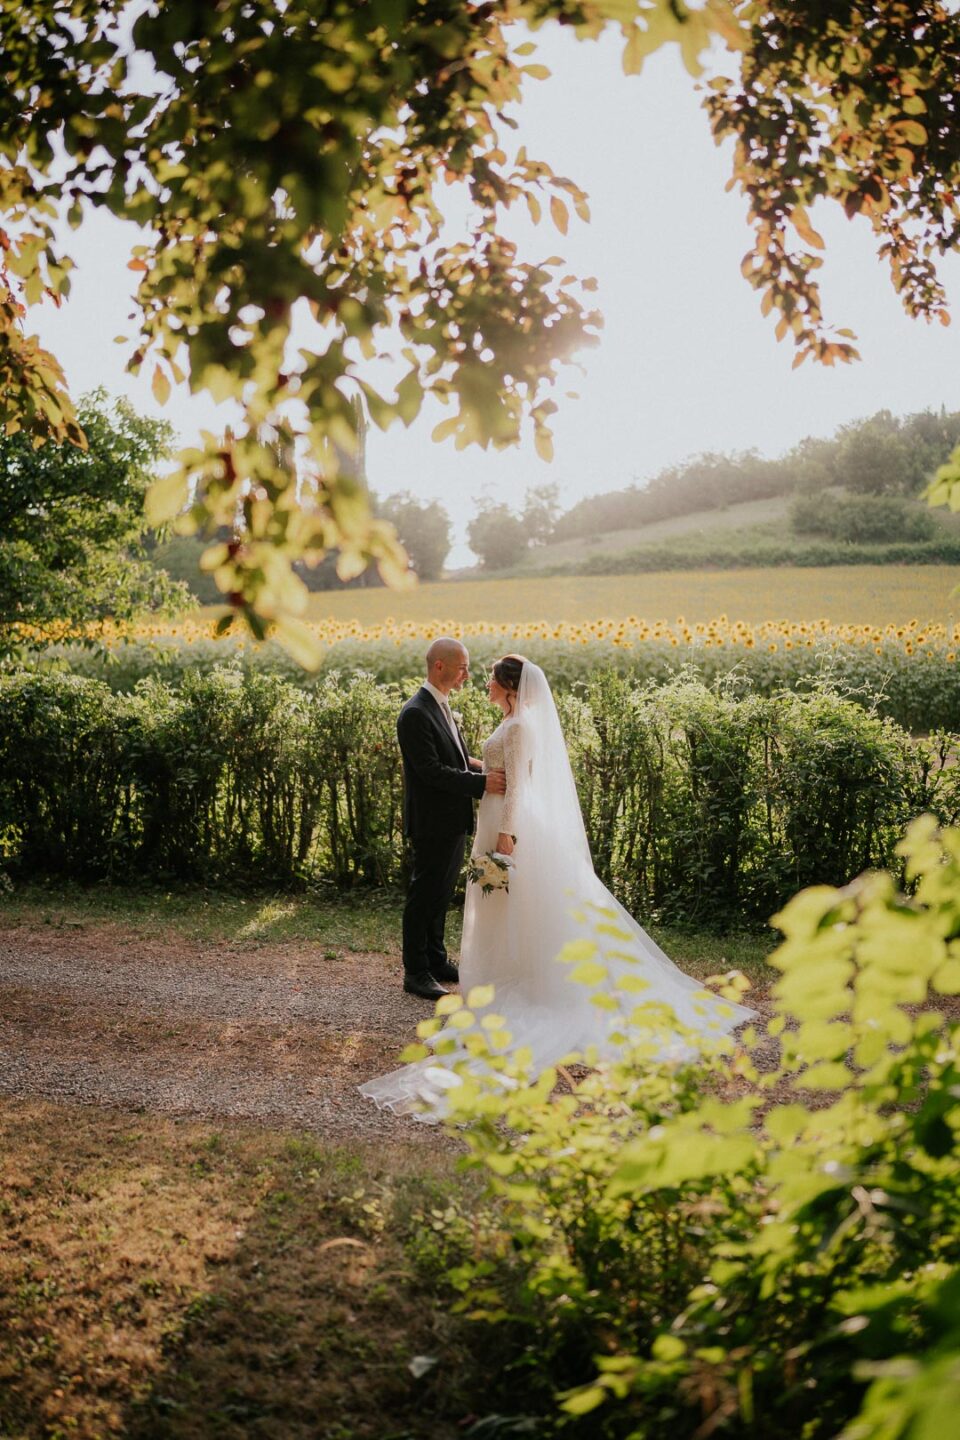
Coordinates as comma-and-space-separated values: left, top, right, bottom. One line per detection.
0, 908, 794, 1150
0, 918, 452, 1143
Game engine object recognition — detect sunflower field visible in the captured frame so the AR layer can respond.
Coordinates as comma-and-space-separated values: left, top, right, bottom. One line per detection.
27, 609, 960, 733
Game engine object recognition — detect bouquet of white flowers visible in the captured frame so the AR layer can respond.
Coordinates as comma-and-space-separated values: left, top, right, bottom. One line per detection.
466, 849, 515, 896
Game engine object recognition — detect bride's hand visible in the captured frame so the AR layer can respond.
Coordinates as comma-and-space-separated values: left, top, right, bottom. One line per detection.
496, 832, 515, 855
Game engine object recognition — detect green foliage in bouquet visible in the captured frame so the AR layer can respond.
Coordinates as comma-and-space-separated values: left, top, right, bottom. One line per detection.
423, 818, 960, 1439
466, 851, 514, 896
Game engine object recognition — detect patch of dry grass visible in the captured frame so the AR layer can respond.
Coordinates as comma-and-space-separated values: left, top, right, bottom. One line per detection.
0, 1100, 476, 1440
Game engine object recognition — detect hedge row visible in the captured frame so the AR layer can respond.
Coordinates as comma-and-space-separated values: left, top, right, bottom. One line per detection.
28, 632, 960, 733
555, 536, 960, 576
2, 668, 958, 924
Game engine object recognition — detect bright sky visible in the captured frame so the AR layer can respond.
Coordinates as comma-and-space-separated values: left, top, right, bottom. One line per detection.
32, 25, 960, 565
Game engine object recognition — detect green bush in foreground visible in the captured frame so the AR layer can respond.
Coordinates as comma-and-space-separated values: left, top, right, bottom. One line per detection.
419, 816, 960, 1439
2, 668, 959, 925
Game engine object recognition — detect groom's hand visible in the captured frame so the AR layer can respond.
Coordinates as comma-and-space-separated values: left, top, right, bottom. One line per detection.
485, 769, 507, 795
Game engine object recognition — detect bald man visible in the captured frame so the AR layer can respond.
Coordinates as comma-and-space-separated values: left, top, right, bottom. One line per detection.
396, 637, 507, 999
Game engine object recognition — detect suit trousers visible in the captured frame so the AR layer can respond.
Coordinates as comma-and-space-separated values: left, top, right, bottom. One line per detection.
402, 832, 467, 979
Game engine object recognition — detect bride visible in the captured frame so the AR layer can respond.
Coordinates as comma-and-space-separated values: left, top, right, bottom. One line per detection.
360, 655, 754, 1117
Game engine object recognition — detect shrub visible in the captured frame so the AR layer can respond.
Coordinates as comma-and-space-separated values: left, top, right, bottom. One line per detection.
429, 815, 960, 1439
0, 672, 130, 877
303, 675, 405, 888
3, 669, 960, 925
564, 674, 958, 927
790, 491, 937, 543
565, 536, 960, 574
126, 669, 253, 879
0, 668, 412, 888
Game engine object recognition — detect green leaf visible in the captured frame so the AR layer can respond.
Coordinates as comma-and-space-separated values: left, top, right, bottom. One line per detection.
151, 365, 171, 405
560, 1385, 606, 1417
144, 470, 189, 526
272, 616, 323, 670
534, 427, 554, 462
395, 369, 423, 425
932, 958, 960, 994
651, 1334, 686, 1362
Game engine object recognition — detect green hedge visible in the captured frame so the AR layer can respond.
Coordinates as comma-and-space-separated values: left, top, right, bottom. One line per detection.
0, 669, 404, 889
423, 817, 960, 1440
2, 668, 959, 924
27, 632, 960, 734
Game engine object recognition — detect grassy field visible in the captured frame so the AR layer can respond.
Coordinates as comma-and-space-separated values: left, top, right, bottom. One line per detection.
515, 496, 791, 570
511, 493, 960, 573
266, 565, 960, 629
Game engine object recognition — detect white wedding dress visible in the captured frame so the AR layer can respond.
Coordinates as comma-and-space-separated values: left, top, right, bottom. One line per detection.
359, 664, 755, 1119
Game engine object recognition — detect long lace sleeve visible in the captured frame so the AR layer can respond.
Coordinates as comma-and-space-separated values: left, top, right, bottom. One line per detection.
499, 721, 526, 837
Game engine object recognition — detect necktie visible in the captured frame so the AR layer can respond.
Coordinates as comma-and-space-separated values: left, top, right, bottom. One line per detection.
440, 699, 466, 764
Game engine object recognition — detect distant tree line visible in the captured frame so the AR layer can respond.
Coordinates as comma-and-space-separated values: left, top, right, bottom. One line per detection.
20, 395, 958, 626
465, 484, 561, 571
551, 408, 960, 544
159, 405, 960, 588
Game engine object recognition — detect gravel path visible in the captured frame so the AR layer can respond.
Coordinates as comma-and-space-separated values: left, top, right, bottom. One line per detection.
0, 921, 450, 1143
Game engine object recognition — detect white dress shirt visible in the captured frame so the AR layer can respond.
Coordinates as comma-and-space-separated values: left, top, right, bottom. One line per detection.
424, 680, 468, 764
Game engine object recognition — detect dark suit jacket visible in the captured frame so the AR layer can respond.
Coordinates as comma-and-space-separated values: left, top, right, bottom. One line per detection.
398, 687, 486, 839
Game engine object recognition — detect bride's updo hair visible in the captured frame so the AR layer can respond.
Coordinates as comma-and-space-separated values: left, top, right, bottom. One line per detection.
493, 653, 526, 693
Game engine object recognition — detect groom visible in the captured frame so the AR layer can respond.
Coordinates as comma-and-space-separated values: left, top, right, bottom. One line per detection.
397, 637, 507, 999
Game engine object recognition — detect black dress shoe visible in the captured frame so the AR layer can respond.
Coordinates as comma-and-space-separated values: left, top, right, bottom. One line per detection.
403, 973, 449, 1000
430, 961, 460, 984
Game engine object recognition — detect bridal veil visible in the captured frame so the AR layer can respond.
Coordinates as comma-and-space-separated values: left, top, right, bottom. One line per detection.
360, 662, 755, 1119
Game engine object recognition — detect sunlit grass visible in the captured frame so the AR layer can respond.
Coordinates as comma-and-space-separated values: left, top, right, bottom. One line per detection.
0, 1100, 466, 1440
0, 883, 775, 977
297, 565, 960, 628
234, 898, 300, 941
0, 882, 406, 953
